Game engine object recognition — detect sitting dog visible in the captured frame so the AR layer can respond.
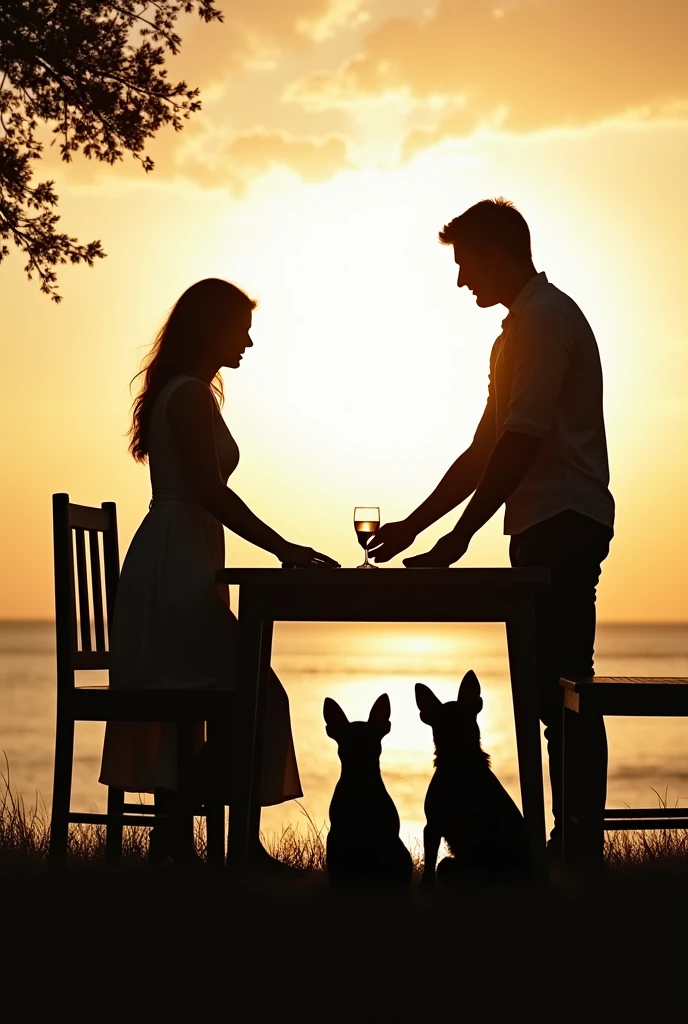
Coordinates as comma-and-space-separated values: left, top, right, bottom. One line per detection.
324, 693, 413, 887
416, 672, 531, 883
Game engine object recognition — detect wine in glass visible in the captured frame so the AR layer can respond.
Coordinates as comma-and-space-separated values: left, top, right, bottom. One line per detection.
354, 506, 380, 569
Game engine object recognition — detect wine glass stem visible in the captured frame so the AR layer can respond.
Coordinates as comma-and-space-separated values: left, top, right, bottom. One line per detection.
364, 547, 370, 566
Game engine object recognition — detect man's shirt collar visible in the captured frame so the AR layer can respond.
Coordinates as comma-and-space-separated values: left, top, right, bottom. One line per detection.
501, 271, 548, 331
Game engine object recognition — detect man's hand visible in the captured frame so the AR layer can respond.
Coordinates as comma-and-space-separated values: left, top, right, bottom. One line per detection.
368, 520, 417, 563
403, 530, 470, 568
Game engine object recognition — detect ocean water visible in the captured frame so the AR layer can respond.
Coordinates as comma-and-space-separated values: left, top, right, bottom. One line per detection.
1, 620, 687, 848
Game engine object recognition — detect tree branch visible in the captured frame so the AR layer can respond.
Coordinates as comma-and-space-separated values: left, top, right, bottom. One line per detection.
0, 1, 220, 298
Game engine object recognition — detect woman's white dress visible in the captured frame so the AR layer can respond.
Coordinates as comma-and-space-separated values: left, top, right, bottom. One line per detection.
99, 375, 302, 803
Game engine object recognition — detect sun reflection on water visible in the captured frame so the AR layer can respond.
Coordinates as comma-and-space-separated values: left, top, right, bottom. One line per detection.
3, 622, 685, 857
265, 622, 521, 846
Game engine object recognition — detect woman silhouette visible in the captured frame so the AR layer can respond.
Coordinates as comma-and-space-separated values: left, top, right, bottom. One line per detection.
99, 278, 338, 863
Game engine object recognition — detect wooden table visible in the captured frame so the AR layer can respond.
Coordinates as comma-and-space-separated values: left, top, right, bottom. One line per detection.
216, 567, 550, 874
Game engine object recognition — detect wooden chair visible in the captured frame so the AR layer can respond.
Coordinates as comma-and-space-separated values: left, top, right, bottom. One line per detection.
50, 492, 233, 866
560, 675, 688, 860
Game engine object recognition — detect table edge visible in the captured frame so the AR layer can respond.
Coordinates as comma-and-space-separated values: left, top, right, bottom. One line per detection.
216, 567, 550, 586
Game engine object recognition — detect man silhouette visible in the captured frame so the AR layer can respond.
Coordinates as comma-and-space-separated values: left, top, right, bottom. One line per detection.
369, 198, 614, 865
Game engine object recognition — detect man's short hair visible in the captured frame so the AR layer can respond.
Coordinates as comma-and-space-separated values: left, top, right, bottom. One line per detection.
439, 198, 532, 260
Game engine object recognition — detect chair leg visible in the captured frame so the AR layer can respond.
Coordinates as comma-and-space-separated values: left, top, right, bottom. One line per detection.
205, 803, 225, 867
105, 787, 125, 862
49, 714, 75, 864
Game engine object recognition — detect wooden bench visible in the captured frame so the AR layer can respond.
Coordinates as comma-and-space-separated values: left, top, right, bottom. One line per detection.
560, 675, 688, 854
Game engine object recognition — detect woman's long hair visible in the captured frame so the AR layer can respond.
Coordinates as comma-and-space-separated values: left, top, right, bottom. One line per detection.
129, 278, 256, 462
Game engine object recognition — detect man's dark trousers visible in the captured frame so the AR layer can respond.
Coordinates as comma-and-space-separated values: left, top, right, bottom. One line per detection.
509, 509, 613, 861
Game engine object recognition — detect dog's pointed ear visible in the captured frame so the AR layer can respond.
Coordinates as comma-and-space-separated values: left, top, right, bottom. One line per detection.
458, 670, 483, 714
368, 693, 391, 736
415, 683, 442, 725
324, 697, 349, 739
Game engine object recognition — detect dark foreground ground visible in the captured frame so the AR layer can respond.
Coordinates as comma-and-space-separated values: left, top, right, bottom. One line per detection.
2, 861, 687, 1023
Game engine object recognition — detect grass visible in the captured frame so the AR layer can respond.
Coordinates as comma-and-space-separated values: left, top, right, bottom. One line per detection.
0, 760, 330, 870
603, 790, 688, 881
0, 759, 151, 867
3, 761, 688, 878
2, 771, 688, 1020
606, 826, 688, 869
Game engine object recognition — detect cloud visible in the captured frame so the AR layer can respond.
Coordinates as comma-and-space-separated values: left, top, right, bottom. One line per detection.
401, 106, 477, 161
297, 0, 371, 43
174, 0, 371, 84
179, 127, 351, 193
41, 117, 351, 195
287, 0, 688, 142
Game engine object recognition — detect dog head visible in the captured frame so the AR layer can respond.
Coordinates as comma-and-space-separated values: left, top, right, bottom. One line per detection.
323, 693, 391, 765
414, 671, 484, 758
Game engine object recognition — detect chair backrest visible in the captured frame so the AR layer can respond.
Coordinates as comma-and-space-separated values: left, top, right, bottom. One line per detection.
52, 493, 120, 690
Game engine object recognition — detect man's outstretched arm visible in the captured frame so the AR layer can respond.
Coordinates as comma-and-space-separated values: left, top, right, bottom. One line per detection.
370, 383, 499, 564
370, 350, 500, 564
405, 303, 573, 567
368, 443, 489, 563
404, 430, 542, 567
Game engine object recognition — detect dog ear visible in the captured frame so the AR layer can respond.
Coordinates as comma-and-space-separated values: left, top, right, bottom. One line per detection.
368, 693, 391, 736
415, 683, 442, 725
457, 670, 483, 714
323, 697, 349, 739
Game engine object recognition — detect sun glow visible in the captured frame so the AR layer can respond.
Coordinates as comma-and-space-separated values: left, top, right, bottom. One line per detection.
2, 111, 688, 616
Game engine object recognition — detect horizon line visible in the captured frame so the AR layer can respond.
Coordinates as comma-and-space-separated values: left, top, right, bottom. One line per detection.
1, 618, 687, 628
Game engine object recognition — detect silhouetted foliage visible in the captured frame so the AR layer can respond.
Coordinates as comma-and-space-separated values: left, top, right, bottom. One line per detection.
0, 1, 221, 300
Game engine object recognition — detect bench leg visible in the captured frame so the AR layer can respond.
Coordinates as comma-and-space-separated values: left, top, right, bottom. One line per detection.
49, 714, 74, 864
561, 702, 607, 871
561, 703, 574, 867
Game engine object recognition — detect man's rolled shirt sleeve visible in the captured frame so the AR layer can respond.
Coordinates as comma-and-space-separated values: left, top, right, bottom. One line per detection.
504, 305, 574, 439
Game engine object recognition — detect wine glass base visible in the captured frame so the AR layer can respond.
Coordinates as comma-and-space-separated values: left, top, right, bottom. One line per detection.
356, 561, 378, 569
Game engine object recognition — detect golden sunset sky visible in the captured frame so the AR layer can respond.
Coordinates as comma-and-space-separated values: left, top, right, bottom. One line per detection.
1, 0, 687, 620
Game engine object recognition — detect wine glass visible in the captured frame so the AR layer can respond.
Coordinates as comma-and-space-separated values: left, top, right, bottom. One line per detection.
353, 506, 380, 569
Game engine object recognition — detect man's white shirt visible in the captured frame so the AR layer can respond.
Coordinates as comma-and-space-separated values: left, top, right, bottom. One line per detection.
472, 271, 615, 536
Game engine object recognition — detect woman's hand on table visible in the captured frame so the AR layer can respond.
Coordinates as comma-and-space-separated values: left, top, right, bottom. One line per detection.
279, 542, 340, 568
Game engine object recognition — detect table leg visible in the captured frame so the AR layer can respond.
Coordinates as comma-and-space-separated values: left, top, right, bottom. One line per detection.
247, 620, 274, 853
175, 720, 196, 856
506, 606, 547, 877
227, 593, 263, 866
